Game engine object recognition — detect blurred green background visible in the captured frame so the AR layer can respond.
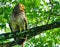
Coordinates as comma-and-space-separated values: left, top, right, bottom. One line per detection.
0, 0, 60, 47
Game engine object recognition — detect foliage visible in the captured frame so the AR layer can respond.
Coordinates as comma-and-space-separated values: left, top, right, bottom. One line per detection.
0, 0, 60, 47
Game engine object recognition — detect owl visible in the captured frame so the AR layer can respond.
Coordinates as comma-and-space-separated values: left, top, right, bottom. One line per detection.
9, 4, 28, 46
9, 4, 28, 32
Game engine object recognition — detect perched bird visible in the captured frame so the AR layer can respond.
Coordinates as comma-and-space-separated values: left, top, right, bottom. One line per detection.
9, 4, 28, 32
9, 3, 28, 46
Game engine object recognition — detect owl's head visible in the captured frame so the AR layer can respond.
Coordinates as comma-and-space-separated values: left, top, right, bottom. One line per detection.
13, 4, 25, 15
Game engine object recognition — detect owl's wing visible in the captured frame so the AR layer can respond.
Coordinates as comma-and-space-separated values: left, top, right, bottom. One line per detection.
9, 22, 13, 32
9, 22, 20, 32
24, 16, 28, 30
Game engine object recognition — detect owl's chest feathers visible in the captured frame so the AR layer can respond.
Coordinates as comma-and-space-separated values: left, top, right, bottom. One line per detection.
11, 13, 25, 25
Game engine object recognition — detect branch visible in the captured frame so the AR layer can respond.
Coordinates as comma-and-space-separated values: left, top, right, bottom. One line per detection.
0, 22, 60, 46
22, 22, 60, 39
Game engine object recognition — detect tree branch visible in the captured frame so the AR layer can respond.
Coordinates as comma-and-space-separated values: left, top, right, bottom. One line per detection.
0, 22, 60, 46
